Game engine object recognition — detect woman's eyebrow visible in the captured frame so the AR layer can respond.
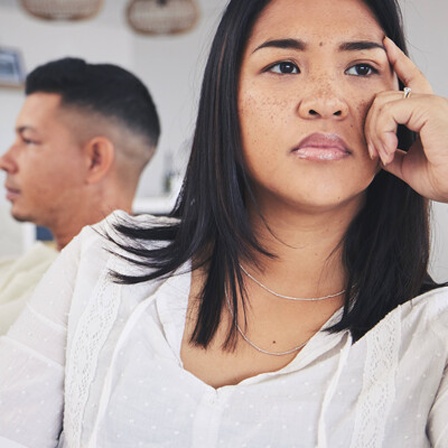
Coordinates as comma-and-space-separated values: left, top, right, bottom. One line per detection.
252, 38, 307, 54
339, 41, 385, 52
252, 39, 385, 54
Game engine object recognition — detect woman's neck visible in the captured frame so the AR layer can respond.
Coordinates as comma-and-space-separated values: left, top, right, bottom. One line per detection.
245, 201, 358, 298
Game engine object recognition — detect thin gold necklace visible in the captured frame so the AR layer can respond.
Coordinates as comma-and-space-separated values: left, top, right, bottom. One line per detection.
225, 289, 310, 356
240, 264, 345, 302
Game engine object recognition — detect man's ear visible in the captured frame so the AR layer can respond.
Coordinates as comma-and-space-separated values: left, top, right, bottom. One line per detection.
84, 137, 115, 184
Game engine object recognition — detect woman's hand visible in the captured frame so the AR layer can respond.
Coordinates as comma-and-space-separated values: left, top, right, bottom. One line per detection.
365, 36, 448, 202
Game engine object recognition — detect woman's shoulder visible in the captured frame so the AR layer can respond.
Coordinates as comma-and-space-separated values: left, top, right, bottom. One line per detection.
392, 286, 448, 343
73, 210, 178, 277
99, 210, 179, 230
406, 285, 448, 315
360, 286, 448, 348
94, 210, 177, 238
408, 285, 448, 329
75, 210, 178, 251
355, 287, 448, 378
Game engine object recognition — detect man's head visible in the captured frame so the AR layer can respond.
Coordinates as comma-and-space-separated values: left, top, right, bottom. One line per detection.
0, 57, 160, 249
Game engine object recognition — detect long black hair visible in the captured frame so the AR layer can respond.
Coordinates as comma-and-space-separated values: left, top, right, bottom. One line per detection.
113, 0, 442, 346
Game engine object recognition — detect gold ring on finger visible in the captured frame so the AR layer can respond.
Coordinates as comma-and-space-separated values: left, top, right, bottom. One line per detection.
403, 87, 412, 99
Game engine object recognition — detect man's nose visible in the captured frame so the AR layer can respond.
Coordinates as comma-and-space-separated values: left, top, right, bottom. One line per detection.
0, 147, 18, 174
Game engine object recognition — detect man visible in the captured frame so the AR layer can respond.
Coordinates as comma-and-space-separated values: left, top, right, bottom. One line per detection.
0, 57, 160, 333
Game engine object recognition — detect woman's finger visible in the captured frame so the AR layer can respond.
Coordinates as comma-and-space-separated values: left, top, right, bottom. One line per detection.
383, 37, 433, 94
366, 92, 433, 164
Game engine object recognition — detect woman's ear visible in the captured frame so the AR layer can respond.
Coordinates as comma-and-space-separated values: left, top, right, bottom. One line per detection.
84, 136, 115, 184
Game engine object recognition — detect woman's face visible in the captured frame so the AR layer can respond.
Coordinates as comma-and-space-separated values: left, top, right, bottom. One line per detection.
238, 0, 396, 217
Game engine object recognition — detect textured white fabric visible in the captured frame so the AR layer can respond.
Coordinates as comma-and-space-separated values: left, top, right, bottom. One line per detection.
0, 242, 58, 335
0, 212, 447, 448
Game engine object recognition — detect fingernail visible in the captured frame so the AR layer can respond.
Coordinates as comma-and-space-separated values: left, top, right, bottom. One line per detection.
379, 144, 391, 166
384, 36, 395, 47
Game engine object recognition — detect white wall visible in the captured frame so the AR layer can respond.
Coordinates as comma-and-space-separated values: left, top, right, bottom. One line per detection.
0, 0, 447, 281
401, 0, 448, 281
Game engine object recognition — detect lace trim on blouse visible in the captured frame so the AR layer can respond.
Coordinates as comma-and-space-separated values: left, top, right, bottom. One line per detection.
64, 259, 121, 447
350, 308, 401, 447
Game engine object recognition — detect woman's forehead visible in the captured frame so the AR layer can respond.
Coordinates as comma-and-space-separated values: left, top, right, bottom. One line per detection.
246, 0, 383, 49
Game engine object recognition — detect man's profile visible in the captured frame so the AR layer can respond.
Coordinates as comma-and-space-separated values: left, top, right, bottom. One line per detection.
0, 57, 160, 333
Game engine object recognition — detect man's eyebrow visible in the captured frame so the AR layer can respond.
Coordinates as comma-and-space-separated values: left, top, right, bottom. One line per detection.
339, 41, 385, 52
253, 38, 307, 53
17, 125, 37, 134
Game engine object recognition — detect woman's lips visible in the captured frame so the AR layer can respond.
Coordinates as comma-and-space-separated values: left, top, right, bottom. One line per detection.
292, 133, 351, 161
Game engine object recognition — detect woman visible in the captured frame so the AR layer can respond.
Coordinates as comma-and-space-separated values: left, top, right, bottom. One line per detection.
0, 0, 447, 446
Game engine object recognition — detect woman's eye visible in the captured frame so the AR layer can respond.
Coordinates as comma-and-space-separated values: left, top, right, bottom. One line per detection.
268, 61, 299, 75
345, 64, 377, 76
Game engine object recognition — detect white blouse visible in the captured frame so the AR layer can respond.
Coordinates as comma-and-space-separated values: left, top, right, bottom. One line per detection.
0, 212, 447, 448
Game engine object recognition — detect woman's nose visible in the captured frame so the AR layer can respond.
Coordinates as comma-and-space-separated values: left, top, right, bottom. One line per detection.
297, 84, 349, 120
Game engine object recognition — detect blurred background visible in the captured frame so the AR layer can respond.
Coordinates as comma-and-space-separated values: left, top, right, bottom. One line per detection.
0, 0, 447, 281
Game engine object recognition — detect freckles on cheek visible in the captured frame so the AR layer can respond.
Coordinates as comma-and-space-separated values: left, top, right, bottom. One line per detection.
240, 92, 288, 131
239, 97, 265, 137
356, 99, 373, 130
239, 98, 271, 169
357, 98, 371, 116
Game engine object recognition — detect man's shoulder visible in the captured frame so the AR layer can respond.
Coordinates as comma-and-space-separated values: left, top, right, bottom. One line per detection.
0, 242, 58, 283
0, 243, 59, 334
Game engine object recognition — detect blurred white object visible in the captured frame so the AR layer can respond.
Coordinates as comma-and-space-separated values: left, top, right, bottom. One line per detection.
126, 0, 200, 35
20, 0, 103, 21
